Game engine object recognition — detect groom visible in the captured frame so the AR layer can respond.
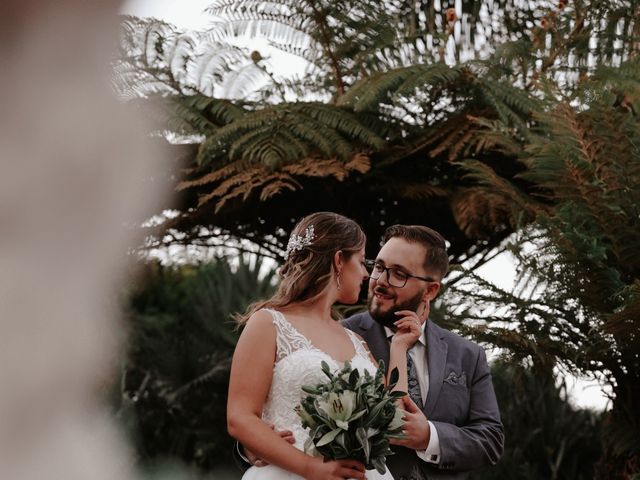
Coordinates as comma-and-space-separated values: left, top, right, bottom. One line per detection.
241, 224, 504, 479
342, 224, 503, 479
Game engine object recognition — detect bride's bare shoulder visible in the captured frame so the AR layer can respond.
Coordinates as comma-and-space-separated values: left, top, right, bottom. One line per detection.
245, 309, 276, 330
235, 309, 277, 352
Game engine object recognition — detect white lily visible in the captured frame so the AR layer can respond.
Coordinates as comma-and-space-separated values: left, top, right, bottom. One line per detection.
317, 391, 357, 430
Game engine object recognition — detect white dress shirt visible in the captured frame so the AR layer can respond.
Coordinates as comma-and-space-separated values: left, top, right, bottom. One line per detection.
385, 324, 441, 464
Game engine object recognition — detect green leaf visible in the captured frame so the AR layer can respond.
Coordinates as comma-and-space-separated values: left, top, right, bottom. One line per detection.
348, 368, 360, 386
388, 367, 399, 386
364, 397, 393, 427
302, 385, 321, 394
317, 428, 342, 447
321, 361, 332, 378
372, 457, 387, 474
348, 410, 367, 422
356, 427, 371, 463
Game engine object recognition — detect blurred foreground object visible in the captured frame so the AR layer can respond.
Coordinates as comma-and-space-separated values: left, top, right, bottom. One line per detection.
0, 1, 169, 479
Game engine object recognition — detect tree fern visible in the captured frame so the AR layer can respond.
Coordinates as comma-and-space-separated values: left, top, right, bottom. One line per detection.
448, 56, 640, 477
117, 16, 259, 98
194, 101, 385, 169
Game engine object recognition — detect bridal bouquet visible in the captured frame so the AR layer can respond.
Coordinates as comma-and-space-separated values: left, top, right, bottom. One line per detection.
295, 361, 405, 474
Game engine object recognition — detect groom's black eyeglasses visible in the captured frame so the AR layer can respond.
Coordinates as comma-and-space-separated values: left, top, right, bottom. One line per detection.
365, 260, 436, 288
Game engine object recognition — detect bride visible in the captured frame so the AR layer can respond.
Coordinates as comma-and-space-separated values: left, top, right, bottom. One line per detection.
227, 212, 419, 480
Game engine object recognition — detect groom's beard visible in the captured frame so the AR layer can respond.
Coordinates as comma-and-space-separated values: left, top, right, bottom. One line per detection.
367, 286, 424, 330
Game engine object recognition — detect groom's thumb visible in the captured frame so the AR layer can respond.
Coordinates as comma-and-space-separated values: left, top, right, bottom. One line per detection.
402, 395, 420, 413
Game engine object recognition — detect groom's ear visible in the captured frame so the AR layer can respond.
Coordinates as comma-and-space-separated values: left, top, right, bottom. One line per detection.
422, 281, 440, 302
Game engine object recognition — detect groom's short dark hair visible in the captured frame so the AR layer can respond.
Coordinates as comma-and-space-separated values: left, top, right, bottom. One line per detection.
382, 225, 449, 280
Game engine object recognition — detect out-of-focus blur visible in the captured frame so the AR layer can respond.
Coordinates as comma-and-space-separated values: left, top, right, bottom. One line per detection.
0, 1, 169, 478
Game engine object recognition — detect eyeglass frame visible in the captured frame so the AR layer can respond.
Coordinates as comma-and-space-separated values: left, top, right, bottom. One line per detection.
364, 259, 437, 288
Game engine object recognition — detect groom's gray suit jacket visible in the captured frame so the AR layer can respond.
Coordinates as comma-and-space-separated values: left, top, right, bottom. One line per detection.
342, 312, 504, 480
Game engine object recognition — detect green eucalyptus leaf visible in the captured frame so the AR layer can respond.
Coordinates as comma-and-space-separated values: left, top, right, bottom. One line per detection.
317, 428, 342, 447
348, 368, 360, 386
356, 427, 371, 462
302, 385, 321, 394
349, 410, 367, 422
372, 457, 387, 474
389, 366, 399, 386
390, 390, 407, 399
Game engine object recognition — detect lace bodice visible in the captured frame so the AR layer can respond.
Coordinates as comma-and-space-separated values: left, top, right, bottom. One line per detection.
261, 309, 378, 451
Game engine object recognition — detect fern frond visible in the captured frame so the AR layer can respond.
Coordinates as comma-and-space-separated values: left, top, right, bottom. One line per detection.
450, 187, 515, 239
177, 163, 239, 191
117, 15, 255, 99
194, 102, 385, 167
458, 159, 539, 216
397, 183, 450, 199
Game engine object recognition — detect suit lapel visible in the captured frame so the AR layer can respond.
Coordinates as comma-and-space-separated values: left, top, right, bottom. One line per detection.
354, 313, 390, 372
366, 322, 390, 372
424, 320, 447, 417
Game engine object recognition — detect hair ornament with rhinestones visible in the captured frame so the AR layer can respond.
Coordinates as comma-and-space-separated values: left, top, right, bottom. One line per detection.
285, 225, 315, 260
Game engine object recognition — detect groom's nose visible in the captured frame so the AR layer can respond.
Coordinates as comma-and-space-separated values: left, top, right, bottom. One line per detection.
374, 270, 391, 287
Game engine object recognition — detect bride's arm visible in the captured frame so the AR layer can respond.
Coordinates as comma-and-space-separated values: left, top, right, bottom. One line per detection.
387, 310, 421, 393
227, 310, 310, 476
227, 310, 365, 480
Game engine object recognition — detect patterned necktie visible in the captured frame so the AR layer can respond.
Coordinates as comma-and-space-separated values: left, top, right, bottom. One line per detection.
406, 350, 424, 410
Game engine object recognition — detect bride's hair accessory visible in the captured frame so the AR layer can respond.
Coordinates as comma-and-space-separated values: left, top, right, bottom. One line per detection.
285, 225, 315, 260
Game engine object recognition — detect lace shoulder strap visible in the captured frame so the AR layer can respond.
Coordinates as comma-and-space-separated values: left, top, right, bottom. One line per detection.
345, 329, 371, 361
263, 309, 311, 362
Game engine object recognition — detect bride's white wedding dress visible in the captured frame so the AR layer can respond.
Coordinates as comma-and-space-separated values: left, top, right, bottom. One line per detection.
242, 309, 395, 480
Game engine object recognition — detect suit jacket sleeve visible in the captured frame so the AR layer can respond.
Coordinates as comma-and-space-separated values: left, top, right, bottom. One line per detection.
429, 347, 504, 471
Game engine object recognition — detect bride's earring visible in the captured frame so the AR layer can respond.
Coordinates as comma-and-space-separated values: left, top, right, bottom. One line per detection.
336, 271, 342, 290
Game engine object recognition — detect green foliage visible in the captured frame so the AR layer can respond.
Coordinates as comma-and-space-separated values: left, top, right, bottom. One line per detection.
441, 55, 640, 476
297, 361, 404, 473
116, 16, 266, 98
472, 361, 602, 480
195, 102, 386, 168
117, 256, 276, 472
207, 0, 402, 97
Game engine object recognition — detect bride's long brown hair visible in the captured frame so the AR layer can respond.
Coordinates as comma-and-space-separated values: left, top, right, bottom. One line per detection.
236, 212, 366, 325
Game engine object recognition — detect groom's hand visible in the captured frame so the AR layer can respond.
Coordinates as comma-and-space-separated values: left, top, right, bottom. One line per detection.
244, 424, 295, 467
389, 396, 430, 451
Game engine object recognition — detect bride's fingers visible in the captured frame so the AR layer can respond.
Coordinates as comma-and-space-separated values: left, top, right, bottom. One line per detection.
338, 466, 365, 479
393, 318, 417, 328
393, 319, 421, 334
337, 459, 364, 469
395, 318, 420, 328
394, 310, 420, 320
339, 459, 365, 471
277, 429, 295, 442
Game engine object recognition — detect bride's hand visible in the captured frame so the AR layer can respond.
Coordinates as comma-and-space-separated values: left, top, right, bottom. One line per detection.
390, 310, 422, 351
303, 457, 366, 480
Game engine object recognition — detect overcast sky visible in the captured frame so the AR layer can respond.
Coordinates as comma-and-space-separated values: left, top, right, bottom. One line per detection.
120, 0, 213, 29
